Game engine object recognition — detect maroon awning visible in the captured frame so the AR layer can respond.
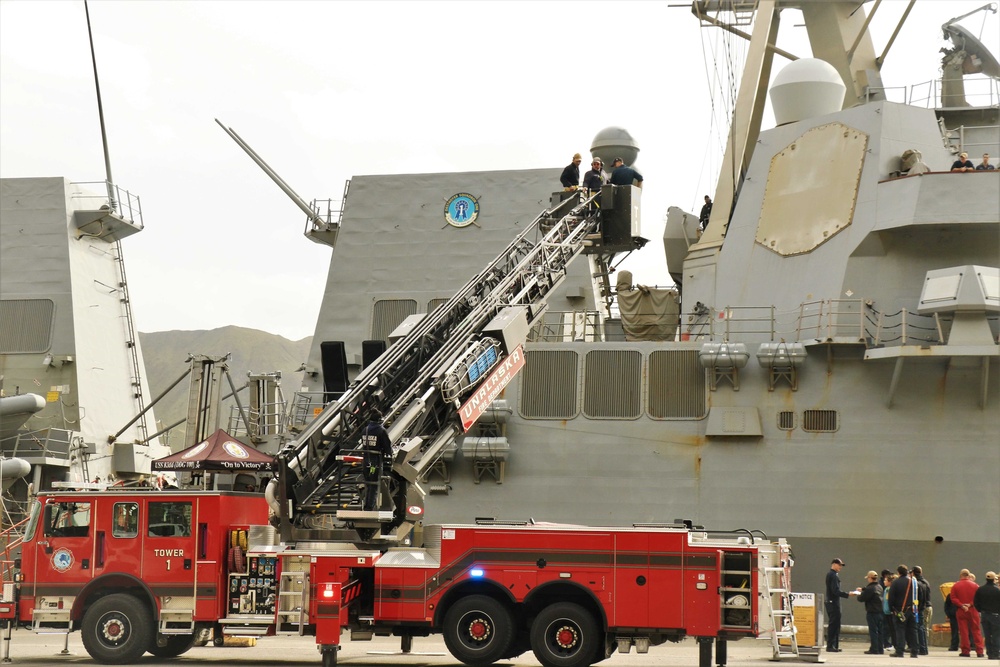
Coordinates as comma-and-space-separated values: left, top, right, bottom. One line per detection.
151, 429, 275, 472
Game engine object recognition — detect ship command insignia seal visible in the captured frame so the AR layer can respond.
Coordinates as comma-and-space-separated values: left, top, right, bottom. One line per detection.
52, 548, 74, 572
223, 441, 250, 459
444, 193, 479, 228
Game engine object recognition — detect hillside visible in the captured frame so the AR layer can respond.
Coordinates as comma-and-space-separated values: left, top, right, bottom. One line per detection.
138, 326, 312, 449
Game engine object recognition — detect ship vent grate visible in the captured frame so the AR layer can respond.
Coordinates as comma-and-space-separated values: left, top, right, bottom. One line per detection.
777, 411, 795, 430
584, 350, 642, 419
0, 298, 55, 353
371, 299, 417, 341
648, 350, 706, 419
520, 350, 578, 418
802, 409, 838, 433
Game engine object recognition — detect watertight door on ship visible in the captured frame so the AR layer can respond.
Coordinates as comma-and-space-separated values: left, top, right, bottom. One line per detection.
31, 499, 95, 600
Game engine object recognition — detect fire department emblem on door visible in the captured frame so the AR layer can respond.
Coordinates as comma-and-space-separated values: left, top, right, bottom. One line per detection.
51, 548, 74, 572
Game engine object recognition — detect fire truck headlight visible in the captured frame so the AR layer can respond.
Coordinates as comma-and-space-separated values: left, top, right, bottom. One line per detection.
696, 583, 707, 590
470, 568, 484, 578
322, 585, 335, 599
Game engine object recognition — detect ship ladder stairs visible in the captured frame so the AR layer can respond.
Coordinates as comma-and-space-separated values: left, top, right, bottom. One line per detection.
761, 565, 798, 661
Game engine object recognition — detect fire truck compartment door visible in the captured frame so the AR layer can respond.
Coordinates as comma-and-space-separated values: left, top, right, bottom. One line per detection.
142, 500, 197, 600
612, 533, 649, 627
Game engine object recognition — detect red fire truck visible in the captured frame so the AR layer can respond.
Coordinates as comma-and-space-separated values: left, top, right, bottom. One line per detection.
2, 192, 798, 666
2, 488, 795, 667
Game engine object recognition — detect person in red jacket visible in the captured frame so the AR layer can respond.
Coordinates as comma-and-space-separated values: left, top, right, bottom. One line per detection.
952, 568, 986, 657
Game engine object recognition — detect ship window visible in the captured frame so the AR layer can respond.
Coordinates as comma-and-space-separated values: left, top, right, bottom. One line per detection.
648, 350, 706, 419
371, 299, 418, 342
777, 411, 796, 430
148, 501, 192, 538
520, 350, 578, 419
112, 502, 138, 539
583, 350, 642, 419
44, 501, 91, 538
0, 298, 54, 353
802, 409, 839, 433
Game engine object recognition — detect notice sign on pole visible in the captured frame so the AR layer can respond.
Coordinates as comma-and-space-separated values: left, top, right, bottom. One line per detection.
459, 345, 525, 432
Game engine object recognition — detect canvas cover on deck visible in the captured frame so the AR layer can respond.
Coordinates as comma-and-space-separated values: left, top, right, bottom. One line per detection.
616, 270, 680, 341
151, 429, 274, 472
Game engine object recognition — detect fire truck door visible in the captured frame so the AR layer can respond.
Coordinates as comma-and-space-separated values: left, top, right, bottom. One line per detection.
94, 501, 142, 578
141, 500, 197, 599
32, 500, 95, 598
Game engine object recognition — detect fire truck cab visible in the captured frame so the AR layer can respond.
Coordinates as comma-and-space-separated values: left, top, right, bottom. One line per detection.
8, 489, 268, 663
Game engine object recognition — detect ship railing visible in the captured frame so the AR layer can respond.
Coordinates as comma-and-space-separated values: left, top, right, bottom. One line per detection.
227, 399, 289, 440
528, 310, 609, 342
71, 180, 144, 228
794, 299, 867, 342
287, 391, 342, 433
2, 427, 73, 463
904, 75, 1000, 110
306, 196, 344, 233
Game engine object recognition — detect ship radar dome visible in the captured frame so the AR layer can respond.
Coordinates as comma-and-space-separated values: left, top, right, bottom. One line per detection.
590, 126, 640, 167
769, 58, 846, 126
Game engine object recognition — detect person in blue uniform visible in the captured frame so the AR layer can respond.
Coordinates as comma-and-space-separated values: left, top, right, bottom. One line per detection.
858, 570, 885, 654
361, 409, 392, 511
951, 152, 975, 172
888, 564, 920, 658
825, 558, 851, 651
582, 157, 606, 191
608, 157, 643, 188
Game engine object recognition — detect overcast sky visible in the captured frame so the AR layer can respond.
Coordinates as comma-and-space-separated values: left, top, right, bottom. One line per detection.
2, 1, 996, 340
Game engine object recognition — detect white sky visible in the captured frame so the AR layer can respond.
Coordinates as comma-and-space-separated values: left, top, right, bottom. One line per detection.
2, 1, 997, 340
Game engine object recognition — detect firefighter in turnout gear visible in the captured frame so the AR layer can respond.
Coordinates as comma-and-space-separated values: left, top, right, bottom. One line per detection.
361, 409, 393, 511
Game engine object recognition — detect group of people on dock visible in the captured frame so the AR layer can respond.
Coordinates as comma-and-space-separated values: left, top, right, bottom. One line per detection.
827, 557, 999, 659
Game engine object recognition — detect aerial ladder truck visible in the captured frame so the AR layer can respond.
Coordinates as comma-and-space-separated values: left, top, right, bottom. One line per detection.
0, 133, 798, 667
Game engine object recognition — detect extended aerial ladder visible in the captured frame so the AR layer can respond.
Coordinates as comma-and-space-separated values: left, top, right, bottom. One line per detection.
274, 190, 620, 543
215, 120, 642, 544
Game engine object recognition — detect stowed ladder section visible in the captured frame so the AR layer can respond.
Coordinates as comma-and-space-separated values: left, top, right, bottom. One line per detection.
761, 562, 798, 660
280, 191, 602, 535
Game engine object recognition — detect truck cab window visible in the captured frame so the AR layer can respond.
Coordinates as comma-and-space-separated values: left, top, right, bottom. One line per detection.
43, 502, 91, 538
112, 502, 139, 538
147, 501, 192, 537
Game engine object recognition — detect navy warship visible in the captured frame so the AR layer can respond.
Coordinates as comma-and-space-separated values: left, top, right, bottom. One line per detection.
271, 0, 999, 625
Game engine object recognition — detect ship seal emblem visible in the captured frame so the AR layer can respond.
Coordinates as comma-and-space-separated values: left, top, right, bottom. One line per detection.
444, 193, 479, 228
222, 441, 249, 459
51, 548, 74, 572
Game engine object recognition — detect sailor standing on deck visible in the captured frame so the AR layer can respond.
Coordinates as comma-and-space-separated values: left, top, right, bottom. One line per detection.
361, 409, 392, 511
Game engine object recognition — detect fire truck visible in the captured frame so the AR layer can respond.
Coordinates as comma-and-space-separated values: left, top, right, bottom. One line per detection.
1, 188, 798, 667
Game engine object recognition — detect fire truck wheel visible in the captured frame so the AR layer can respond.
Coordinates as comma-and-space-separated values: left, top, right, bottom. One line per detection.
530, 602, 600, 667
443, 595, 515, 665
81, 594, 154, 665
146, 635, 195, 658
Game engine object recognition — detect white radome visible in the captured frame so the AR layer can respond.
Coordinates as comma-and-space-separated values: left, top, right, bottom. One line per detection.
769, 58, 847, 126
